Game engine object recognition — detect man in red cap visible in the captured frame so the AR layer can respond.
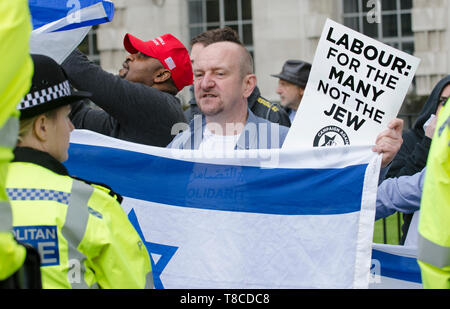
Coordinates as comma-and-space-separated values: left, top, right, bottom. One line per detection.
62, 33, 192, 147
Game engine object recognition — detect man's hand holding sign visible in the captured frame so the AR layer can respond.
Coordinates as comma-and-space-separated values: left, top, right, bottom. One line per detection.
373, 118, 404, 168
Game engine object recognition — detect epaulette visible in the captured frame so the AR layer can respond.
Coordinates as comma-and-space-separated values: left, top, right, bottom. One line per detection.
257, 97, 280, 112
72, 176, 124, 204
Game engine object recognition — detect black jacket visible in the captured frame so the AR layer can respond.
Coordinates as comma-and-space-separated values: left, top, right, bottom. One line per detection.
63, 50, 187, 147
184, 86, 291, 128
386, 74, 450, 244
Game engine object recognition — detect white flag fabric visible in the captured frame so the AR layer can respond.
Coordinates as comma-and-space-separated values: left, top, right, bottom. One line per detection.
28, 0, 114, 63
67, 130, 383, 289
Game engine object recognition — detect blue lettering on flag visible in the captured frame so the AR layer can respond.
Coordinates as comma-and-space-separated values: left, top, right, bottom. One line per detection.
13, 225, 59, 267
128, 209, 178, 289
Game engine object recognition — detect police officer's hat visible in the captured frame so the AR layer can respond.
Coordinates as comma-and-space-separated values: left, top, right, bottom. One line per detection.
271, 60, 311, 88
17, 54, 91, 120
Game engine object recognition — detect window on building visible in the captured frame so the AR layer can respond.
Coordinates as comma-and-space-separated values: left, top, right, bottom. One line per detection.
78, 25, 100, 65
187, 0, 253, 57
342, 0, 414, 55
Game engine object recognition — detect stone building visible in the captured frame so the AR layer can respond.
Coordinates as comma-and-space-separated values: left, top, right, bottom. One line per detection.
82, 0, 450, 108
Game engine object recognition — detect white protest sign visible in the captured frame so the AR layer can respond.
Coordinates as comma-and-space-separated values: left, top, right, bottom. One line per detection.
283, 19, 420, 149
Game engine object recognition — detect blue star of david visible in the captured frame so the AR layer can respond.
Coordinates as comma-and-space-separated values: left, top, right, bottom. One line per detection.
128, 209, 178, 289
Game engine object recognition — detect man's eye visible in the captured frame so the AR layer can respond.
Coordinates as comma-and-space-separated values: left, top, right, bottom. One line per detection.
137, 52, 148, 59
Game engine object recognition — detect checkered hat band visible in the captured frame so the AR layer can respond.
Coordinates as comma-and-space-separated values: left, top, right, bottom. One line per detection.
17, 80, 72, 111
6, 188, 71, 205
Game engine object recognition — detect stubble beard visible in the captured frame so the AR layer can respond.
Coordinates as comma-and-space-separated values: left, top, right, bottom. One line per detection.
198, 99, 224, 118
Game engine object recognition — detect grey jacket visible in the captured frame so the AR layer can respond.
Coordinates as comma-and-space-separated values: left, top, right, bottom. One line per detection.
168, 109, 289, 150
62, 50, 187, 147
375, 168, 425, 221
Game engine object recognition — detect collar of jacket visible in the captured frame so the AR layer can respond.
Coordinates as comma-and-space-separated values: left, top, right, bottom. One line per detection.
246, 86, 261, 110
12, 147, 70, 176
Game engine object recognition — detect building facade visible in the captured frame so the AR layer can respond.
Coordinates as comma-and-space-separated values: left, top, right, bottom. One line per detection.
91, 0, 450, 105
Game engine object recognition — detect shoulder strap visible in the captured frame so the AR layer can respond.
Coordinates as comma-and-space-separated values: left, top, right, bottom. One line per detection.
71, 176, 123, 204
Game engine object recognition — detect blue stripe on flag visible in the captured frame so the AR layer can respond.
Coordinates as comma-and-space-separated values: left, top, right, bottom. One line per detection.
29, 0, 114, 30
372, 249, 422, 283
66, 143, 367, 215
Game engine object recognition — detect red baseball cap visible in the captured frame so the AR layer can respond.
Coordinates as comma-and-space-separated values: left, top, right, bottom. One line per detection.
123, 33, 193, 91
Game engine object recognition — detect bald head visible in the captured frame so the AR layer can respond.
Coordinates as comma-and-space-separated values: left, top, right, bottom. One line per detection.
237, 44, 254, 78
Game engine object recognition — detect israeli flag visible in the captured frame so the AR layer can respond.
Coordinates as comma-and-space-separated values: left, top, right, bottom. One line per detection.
28, 0, 114, 63
66, 130, 385, 289
369, 212, 422, 289
370, 243, 422, 289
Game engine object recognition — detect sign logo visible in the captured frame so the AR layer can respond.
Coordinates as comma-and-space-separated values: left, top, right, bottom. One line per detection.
313, 125, 350, 147
13, 225, 60, 266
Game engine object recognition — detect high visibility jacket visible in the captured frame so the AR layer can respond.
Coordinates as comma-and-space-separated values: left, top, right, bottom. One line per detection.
6, 147, 153, 289
0, 0, 33, 280
418, 99, 450, 289
0, 0, 33, 126
0, 117, 26, 280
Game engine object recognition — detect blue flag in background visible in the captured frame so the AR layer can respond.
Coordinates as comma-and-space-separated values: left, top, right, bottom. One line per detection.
29, 0, 114, 30
28, 0, 115, 63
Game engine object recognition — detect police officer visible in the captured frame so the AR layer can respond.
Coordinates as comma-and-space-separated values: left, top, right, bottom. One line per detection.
6, 54, 153, 289
0, 0, 36, 285
417, 97, 450, 289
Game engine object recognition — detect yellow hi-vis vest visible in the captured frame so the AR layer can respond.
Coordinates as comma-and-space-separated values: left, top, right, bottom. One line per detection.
6, 157, 153, 289
0, 0, 33, 127
418, 98, 450, 289
0, 0, 33, 280
0, 117, 26, 280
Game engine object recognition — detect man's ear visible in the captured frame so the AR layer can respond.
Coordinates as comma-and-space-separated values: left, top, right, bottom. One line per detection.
298, 87, 305, 96
33, 114, 49, 142
243, 74, 257, 99
153, 68, 172, 84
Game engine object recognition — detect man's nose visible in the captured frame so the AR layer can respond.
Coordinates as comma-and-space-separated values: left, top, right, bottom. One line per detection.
200, 73, 215, 89
126, 54, 136, 62
276, 86, 283, 95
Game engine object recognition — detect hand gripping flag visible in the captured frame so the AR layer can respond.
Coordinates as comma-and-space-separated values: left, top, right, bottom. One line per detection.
28, 0, 114, 63
67, 130, 384, 289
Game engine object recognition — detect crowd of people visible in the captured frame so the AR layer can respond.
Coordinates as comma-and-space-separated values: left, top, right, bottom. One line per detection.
1, 0, 448, 289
